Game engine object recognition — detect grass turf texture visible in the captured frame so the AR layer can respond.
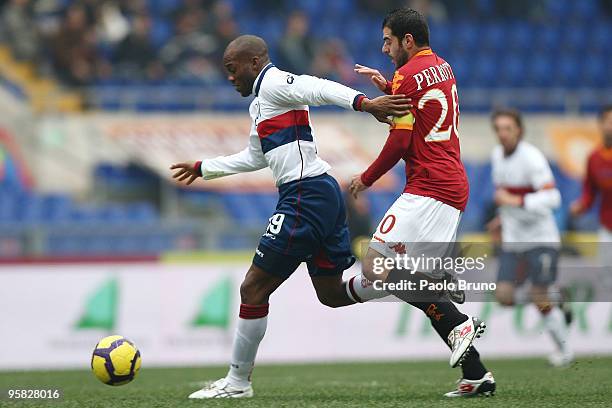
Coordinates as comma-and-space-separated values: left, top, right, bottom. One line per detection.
1, 357, 611, 407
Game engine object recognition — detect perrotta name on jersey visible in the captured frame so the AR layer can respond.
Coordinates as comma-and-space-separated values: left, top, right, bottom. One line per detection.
413, 62, 455, 91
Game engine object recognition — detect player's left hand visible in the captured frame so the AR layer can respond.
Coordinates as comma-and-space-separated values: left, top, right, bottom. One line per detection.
349, 174, 369, 199
362, 95, 413, 126
494, 188, 522, 207
170, 161, 200, 185
569, 200, 583, 217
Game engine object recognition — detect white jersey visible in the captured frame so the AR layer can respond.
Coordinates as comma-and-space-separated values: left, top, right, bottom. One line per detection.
491, 140, 561, 250
198, 63, 364, 186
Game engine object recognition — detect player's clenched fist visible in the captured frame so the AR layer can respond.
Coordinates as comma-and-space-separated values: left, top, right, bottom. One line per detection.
170, 161, 201, 185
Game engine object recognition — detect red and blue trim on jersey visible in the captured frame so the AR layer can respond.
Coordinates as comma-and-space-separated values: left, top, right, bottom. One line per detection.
256, 110, 313, 154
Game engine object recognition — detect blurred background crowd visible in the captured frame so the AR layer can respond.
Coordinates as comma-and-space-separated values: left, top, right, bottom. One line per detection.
0, 0, 611, 111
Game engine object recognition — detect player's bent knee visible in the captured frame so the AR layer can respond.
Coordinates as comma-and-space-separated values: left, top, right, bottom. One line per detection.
239, 265, 281, 304
316, 292, 344, 308
313, 282, 345, 308
239, 279, 258, 304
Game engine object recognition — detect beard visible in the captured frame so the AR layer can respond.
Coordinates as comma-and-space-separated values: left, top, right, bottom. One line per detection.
394, 49, 410, 69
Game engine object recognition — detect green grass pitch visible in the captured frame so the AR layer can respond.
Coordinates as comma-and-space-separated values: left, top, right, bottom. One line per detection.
1, 357, 611, 407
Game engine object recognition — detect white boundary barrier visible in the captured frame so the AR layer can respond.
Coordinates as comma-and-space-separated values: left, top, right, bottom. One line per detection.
1, 261, 611, 370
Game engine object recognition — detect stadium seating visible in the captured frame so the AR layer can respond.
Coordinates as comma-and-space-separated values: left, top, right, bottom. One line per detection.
0, 158, 600, 255
71, 1, 611, 112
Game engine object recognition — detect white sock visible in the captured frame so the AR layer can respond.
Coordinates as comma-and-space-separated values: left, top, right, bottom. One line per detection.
226, 304, 268, 387
542, 306, 570, 354
346, 274, 389, 302
513, 286, 530, 305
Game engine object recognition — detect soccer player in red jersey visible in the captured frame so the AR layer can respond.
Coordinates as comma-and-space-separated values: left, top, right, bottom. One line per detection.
346, 8, 495, 397
571, 105, 612, 280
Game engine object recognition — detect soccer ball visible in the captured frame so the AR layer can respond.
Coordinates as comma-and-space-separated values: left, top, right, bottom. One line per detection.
91, 335, 141, 386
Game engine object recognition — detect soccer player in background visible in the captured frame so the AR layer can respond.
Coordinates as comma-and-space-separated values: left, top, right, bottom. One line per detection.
570, 105, 612, 284
170, 35, 412, 398
487, 108, 573, 367
349, 8, 495, 397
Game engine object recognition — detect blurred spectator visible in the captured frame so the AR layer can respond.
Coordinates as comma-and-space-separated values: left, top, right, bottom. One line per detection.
0, 0, 608, 96
96, 1, 130, 45
80, 0, 102, 24
171, 0, 212, 30
159, 10, 221, 81
358, 0, 404, 15
407, 0, 447, 22
212, 14, 240, 64
242, 0, 287, 16
439, 0, 480, 18
115, 14, 164, 80
50, 4, 111, 86
601, 0, 612, 16
120, 0, 149, 16
0, 0, 42, 62
277, 11, 314, 74
311, 39, 356, 84
493, 0, 546, 20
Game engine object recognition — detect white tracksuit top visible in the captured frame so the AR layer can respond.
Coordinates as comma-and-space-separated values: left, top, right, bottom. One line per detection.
198, 63, 365, 186
491, 140, 562, 249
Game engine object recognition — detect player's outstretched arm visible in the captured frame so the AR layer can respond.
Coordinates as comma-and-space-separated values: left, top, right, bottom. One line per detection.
170, 135, 267, 184
262, 73, 411, 125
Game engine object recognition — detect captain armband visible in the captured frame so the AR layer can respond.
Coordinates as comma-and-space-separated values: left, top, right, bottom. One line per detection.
392, 112, 415, 130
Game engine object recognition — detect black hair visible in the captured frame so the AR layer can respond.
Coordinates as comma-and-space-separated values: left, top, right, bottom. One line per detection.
382, 8, 430, 47
491, 108, 523, 131
600, 104, 612, 120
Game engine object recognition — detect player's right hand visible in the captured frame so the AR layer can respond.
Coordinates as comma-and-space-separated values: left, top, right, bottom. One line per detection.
170, 161, 200, 185
354, 64, 387, 92
361, 94, 413, 126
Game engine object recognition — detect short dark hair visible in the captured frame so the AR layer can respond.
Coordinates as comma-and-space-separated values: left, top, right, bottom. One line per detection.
600, 104, 612, 120
491, 108, 523, 130
382, 8, 430, 47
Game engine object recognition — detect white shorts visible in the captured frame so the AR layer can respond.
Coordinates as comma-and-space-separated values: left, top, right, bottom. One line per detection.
369, 193, 462, 276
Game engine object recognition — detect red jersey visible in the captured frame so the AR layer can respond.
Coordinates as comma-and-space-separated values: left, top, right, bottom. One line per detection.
361, 49, 469, 211
578, 146, 612, 229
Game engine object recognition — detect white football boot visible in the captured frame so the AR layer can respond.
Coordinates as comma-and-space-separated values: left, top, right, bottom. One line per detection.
548, 350, 575, 368
188, 378, 254, 399
444, 372, 496, 397
448, 316, 487, 368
